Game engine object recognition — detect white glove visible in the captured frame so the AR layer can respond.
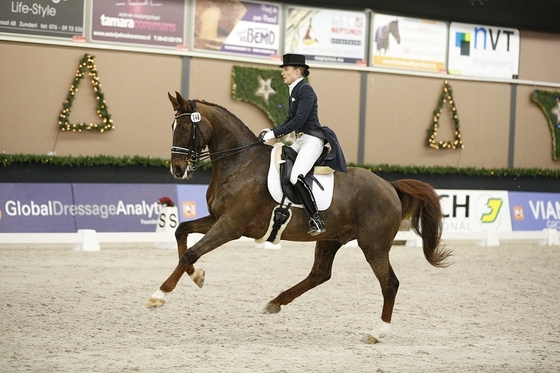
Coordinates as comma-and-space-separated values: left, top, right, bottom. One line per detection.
258, 128, 275, 142
263, 130, 275, 142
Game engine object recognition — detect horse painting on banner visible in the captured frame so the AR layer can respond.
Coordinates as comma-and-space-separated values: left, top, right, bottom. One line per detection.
146, 92, 451, 342
375, 20, 401, 54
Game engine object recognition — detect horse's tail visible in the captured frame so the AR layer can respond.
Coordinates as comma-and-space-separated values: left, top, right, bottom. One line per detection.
391, 179, 452, 268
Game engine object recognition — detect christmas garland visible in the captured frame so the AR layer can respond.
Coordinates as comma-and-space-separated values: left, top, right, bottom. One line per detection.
58, 53, 114, 133
426, 80, 464, 150
231, 65, 289, 127
531, 90, 560, 161
1, 154, 168, 167
2, 153, 560, 178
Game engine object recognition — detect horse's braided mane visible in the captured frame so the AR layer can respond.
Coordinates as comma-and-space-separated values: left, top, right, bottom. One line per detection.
196, 99, 245, 127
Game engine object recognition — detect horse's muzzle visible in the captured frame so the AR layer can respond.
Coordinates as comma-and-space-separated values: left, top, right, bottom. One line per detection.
170, 163, 192, 179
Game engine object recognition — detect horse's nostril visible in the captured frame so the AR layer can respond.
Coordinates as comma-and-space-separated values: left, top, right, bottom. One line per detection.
173, 166, 183, 176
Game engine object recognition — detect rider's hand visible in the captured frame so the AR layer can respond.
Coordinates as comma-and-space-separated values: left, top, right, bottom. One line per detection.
258, 129, 275, 142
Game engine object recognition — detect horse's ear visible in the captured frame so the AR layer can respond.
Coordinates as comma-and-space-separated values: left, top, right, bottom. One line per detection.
174, 91, 194, 111
168, 92, 179, 110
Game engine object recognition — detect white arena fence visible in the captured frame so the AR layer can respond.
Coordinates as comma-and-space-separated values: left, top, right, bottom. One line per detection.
0, 228, 558, 251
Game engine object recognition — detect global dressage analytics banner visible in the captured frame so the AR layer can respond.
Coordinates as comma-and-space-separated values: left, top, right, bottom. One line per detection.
0, 183, 208, 233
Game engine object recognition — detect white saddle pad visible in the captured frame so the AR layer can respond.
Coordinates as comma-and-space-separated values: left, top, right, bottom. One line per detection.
267, 143, 334, 211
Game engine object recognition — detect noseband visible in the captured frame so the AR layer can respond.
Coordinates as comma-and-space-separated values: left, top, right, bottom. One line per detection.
171, 100, 205, 170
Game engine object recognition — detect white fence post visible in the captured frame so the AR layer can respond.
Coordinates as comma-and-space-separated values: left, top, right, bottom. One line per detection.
73, 229, 100, 252
539, 228, 560, 246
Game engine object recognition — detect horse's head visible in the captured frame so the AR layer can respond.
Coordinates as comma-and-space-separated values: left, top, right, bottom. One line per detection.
390, 20, 401, 44
168, 92, 213, 179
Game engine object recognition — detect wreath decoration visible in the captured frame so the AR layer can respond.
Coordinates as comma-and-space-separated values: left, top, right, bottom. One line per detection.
531, 90, 560, 161
426, 80, 464, 150
231, 65, 290, 127
58, 53, 114, 133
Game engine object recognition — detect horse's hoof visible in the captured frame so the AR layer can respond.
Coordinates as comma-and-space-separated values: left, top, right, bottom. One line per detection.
261, 302, 281, 314
191, 268, 205, 288
363, 334, 380, 344
146, 297, 165, 308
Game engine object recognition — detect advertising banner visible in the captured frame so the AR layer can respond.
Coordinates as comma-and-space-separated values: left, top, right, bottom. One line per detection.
371, 14, 447, 73
193, 0, 280, 57
508, 191, 560, 231
284, 6, 367, 65
71, 183, 177, 232
0, 183, 179, 233
448, 22, 520, 79
0, 183, 77, 233
437, 189, 512, 232
0, 0, 84, 39
176, 184, 209, 222
91, 0, 185, 47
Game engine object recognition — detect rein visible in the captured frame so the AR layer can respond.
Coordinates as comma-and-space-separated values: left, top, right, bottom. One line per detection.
171, 101, 262, 170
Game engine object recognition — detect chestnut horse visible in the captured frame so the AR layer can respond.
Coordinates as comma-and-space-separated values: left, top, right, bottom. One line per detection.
147, 92, 451, 342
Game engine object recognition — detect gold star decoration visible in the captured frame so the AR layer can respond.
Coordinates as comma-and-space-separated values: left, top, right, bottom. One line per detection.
254, 76, 276, 104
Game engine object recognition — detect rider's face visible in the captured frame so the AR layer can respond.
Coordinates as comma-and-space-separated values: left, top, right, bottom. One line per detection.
281, 66, 301, 85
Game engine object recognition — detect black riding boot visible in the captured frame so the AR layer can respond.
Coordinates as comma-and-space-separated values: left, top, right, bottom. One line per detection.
294, 174, 326, 236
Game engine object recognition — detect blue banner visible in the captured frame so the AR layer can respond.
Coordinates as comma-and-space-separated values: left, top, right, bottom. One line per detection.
508, 191, 560, 231
0, 183, 77, 233
0, 183, 208, 233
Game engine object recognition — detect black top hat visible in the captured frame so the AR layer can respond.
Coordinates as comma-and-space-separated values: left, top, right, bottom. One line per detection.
279, 53, 309, 69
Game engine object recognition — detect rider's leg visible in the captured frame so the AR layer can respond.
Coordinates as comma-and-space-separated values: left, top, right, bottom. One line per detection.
290, 134, 325, 235
289, 134, 324, 184
294, 174, 326, 235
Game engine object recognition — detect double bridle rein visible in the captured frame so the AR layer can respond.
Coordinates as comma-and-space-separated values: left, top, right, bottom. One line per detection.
170, 100, 262, 171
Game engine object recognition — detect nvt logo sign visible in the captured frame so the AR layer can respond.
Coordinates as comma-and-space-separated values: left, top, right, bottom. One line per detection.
455, 27, 516, 56
455, 32, 470, 55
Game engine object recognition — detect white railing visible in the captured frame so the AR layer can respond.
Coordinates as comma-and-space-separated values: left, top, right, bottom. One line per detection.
1, 229, 558, 250
391, 229, 560, 247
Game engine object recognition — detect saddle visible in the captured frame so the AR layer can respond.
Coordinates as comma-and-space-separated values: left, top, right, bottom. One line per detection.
278, 145, 333, 204
256, 144, 335, 245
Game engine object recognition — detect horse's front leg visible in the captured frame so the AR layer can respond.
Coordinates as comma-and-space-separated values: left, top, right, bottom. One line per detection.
146, 217, 239, 308
174, 215, 216, 287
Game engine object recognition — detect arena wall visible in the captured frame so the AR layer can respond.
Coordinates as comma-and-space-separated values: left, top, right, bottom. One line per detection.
0, 28, 559, 169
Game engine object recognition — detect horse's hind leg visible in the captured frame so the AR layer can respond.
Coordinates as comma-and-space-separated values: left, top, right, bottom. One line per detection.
262, 240, 342, 314
359, 241, 399, 342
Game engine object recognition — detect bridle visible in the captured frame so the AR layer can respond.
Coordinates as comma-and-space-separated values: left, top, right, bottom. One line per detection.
170, 100, 262, 172
170, 99, 206, 173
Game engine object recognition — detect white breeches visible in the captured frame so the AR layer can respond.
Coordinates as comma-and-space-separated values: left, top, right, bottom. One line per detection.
289, 134, 324, 185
